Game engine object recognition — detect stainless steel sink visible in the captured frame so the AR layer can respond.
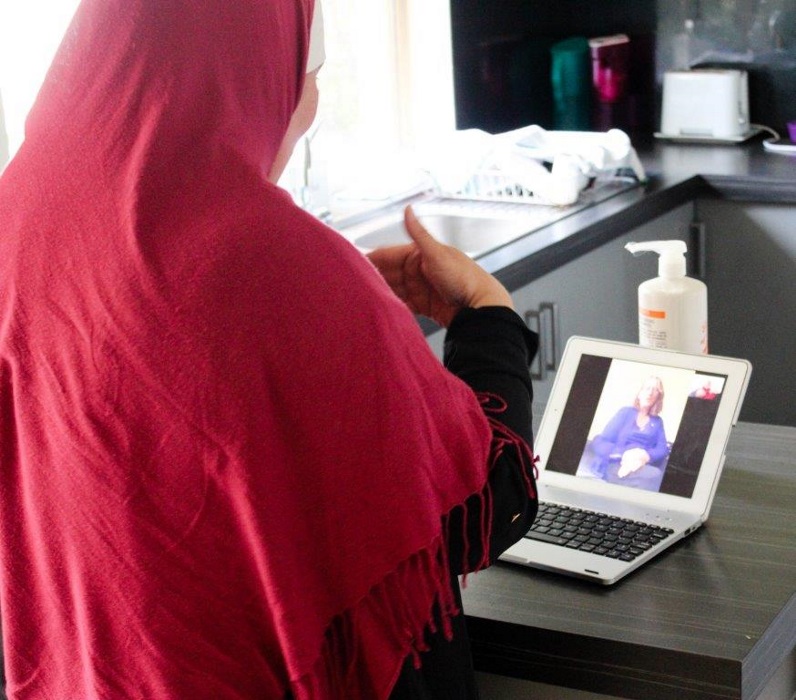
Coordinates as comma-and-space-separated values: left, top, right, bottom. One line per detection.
338, 199, 566, 258
334, 182, 640, 258
351, 213, 539, 257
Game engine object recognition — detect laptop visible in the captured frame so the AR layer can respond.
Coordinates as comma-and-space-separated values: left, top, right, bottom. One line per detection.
500, 336, 752, 585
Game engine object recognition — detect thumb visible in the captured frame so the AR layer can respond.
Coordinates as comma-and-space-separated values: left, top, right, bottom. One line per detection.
404, 206, 439, 253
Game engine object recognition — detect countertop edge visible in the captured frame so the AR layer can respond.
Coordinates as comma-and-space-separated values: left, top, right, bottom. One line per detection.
466, 615, 741, 700
743, 592, 796, 699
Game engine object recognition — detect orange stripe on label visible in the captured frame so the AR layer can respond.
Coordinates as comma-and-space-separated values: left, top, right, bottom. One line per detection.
640, 308, 666, 319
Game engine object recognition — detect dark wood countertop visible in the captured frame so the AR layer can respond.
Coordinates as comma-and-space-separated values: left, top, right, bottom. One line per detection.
461, 421, 796, 700
420, 137, 796, 337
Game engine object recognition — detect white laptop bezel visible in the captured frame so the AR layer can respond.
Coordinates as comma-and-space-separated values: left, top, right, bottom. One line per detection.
533, 336, 752, 520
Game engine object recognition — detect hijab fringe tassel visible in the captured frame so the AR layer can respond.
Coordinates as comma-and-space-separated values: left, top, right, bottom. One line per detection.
289, 391, 537, 699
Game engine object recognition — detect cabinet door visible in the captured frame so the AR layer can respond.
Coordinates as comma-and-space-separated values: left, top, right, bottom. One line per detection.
697, 200, 796, 427
512, 203, 695, 403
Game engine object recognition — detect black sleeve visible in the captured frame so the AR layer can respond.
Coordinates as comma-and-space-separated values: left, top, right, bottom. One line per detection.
442, 306, 539, 574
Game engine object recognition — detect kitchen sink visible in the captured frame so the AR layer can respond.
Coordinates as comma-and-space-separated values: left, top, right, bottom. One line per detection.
334, 182, 640, 259
351, 212, 537, 258
338, 199, 570, 258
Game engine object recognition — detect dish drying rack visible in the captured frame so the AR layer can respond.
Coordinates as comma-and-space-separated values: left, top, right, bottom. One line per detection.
428, 126, 647, 206
439, 166, 641, 205
444, 170, 549, 203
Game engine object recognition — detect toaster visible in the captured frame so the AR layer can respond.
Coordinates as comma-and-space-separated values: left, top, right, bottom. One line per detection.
658, 69, 750, 140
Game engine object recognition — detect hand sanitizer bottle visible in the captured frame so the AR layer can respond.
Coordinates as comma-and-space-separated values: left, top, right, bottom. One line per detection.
625, 240, 708, 354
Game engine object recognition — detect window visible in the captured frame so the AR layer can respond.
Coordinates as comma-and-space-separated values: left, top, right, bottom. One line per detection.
0, 0, 455, 204
283, 0, 455, 218
0, 0, 81, 164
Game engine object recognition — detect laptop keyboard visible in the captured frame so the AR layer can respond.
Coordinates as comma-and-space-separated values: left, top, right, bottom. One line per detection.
525, 502, 675, 562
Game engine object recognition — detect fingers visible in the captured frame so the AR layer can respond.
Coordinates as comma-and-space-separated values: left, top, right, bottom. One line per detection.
366, 243, 413, 276
367, 245, 412, 297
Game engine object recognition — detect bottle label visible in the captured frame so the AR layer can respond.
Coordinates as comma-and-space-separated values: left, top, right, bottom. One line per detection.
639, 307, 669, 348
640, 308, 666, 320
639, 307, 708, 354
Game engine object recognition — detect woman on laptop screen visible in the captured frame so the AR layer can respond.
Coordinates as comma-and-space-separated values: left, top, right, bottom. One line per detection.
577, 376, 670, 491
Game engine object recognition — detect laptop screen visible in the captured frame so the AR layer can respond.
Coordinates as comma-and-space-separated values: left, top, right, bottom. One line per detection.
545, 354, 728, 499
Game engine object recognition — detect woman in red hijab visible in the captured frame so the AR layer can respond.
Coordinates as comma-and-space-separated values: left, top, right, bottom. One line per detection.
0, 1, 537, 698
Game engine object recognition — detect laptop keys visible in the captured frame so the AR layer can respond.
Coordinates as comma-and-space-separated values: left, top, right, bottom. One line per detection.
524, 502, 674, 561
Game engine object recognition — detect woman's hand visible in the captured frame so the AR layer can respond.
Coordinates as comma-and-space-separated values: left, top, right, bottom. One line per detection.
617, 448, 651, 477
367, 206, 513, 328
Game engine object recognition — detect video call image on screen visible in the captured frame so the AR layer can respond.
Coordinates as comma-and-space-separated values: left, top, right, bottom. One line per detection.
546, 355, 727, 499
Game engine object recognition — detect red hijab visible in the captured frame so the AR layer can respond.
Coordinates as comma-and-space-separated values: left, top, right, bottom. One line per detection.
0, 1, 498, 698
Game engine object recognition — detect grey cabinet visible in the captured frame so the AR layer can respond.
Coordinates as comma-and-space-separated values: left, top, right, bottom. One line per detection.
696, 200, 796, 427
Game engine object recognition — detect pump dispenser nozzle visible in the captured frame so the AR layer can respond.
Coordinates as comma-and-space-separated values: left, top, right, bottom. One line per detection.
625, 240, 687, 279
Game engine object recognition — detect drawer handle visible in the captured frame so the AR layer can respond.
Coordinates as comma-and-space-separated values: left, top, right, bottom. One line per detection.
524, 302, 560, 381
523, 309, 545, 381
539, 302, 560, 372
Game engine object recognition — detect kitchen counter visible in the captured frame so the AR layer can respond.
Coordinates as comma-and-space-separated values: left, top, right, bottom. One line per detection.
464, 419, 796, 700
419, 136, 796, 336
